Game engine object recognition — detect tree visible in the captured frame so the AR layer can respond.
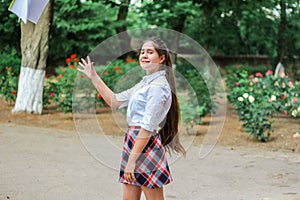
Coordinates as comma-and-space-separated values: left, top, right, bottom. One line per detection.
12, 1, 53, 114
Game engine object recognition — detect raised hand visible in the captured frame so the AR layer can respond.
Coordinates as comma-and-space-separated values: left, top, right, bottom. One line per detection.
78, 56, 98, 80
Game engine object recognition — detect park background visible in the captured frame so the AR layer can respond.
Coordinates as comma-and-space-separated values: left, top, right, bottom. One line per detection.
0, 0, 300, 151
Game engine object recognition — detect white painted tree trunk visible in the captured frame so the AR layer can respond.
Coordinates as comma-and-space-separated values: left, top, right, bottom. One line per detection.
12, 67, 45, 114
12, 1, 52, 114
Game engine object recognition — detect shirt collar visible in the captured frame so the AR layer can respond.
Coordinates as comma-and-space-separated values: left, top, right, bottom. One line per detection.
142, 70, 166, 84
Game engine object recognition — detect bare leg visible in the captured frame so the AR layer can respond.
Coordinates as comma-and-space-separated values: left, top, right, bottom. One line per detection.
141, 186, 164, 200
123, 184, 142, 200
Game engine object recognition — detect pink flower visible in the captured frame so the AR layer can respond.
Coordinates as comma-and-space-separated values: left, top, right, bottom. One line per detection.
288, 81, 294, 88
235, 82, 239, 86
280, 72, 285, 78
298, 107, 300, 112
255, 72, 263, 78
253, 77, 259, 83
50, 92, 55, 98
281, 92, 287, 100
265, 70, 273, 76
249, 74, 254, 78
283, 110, 288, 115
292, 98, 297, 103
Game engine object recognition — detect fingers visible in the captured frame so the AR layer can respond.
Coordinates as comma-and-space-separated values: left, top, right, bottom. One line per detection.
124, 171, 135, 182
80, 58, 87, 66
87, 56, 91, 65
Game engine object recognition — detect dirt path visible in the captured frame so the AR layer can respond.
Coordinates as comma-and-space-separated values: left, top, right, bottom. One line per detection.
1, 123, 300, 200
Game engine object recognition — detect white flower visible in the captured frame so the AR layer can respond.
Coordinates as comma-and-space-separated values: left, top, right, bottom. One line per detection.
238, 97, 244, 102
271, 95, 276, 101
292, 110, 297, 117
248, 95, 255, 103
243, 93, 249, 98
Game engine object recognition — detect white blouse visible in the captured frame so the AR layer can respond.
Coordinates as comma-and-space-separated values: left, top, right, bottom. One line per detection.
115, 70, 172, 132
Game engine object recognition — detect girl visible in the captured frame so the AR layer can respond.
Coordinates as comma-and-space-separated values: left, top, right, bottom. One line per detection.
78, 37, 185, 200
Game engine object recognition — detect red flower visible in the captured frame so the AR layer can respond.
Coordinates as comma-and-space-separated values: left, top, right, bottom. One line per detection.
12, 90, 17, 95
50, 92, 55, 98
66, 58, 71, 63
45, 74, 50, 79
58, 74, 64, 79
103, 71, 108, 75
70, 65, 76, 69
18, 74, 20, 78
114, 66, 121, 71
70, 54, 77, 59
74, 58, 79, 62
97, 94, 102, 99
255, 72, 263, 78
125, 58, 134, 63
5, 66, 11, 71
236, 65, 241, 69
265, 70, 273, 76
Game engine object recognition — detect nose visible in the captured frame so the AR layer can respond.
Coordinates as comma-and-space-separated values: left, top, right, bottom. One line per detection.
141, 53, 148, 58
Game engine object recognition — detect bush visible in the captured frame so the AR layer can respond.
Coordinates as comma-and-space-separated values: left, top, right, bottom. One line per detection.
0, 49, 21, 103
44, 55, 140, 113
227, 65, 300, 142
176, 59, 218, 118
44, 54, 79, 112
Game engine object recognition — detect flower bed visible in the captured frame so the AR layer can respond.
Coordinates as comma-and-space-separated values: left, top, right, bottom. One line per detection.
226, 65, 300, 142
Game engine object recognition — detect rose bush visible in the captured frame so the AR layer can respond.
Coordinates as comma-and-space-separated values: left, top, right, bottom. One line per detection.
227, 65, 299, 142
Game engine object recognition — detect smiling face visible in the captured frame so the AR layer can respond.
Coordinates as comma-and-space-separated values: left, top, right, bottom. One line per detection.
139, 41, 165, 75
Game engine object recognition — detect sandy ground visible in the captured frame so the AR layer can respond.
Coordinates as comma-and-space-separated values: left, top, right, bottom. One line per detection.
1, 123, 300, 200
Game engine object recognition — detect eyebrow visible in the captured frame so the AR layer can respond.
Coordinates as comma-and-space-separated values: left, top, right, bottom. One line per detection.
140, 48, 154, 51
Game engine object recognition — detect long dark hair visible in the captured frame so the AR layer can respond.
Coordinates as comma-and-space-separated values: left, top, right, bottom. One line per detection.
140, 37, 186, 156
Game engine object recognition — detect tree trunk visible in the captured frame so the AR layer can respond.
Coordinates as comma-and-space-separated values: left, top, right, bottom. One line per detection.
116, 0, 132, 57
12, 1, 53, 114
277, 0, 287, 63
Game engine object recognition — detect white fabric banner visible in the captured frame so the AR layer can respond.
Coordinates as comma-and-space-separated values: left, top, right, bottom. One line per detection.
9, 0, 49, 24
27, 0, 49, 24
8, 0, 29, 23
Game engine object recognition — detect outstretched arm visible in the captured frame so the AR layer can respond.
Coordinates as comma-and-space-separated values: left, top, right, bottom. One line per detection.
78, 56, 123, 108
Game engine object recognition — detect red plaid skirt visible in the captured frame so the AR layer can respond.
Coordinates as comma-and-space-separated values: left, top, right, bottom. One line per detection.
119, 126, 172, 189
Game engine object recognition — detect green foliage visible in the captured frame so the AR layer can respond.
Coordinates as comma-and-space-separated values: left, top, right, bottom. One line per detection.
0, 49, 21, 103
100, 58, 141, 94
49, 0, 119, 60
44, 56, 140, 113
0, 0, 20, 54
44, 54, 79, 112
176, 59, 218, 118
179, 96, 203, 135
227, 65, 300, 142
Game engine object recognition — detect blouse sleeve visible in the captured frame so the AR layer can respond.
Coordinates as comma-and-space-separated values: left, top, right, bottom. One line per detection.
140, 84, 171, 132
114, 82, 141, 109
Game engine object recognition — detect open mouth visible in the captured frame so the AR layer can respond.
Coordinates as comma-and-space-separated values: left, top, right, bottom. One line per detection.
141, 60, 150, 63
